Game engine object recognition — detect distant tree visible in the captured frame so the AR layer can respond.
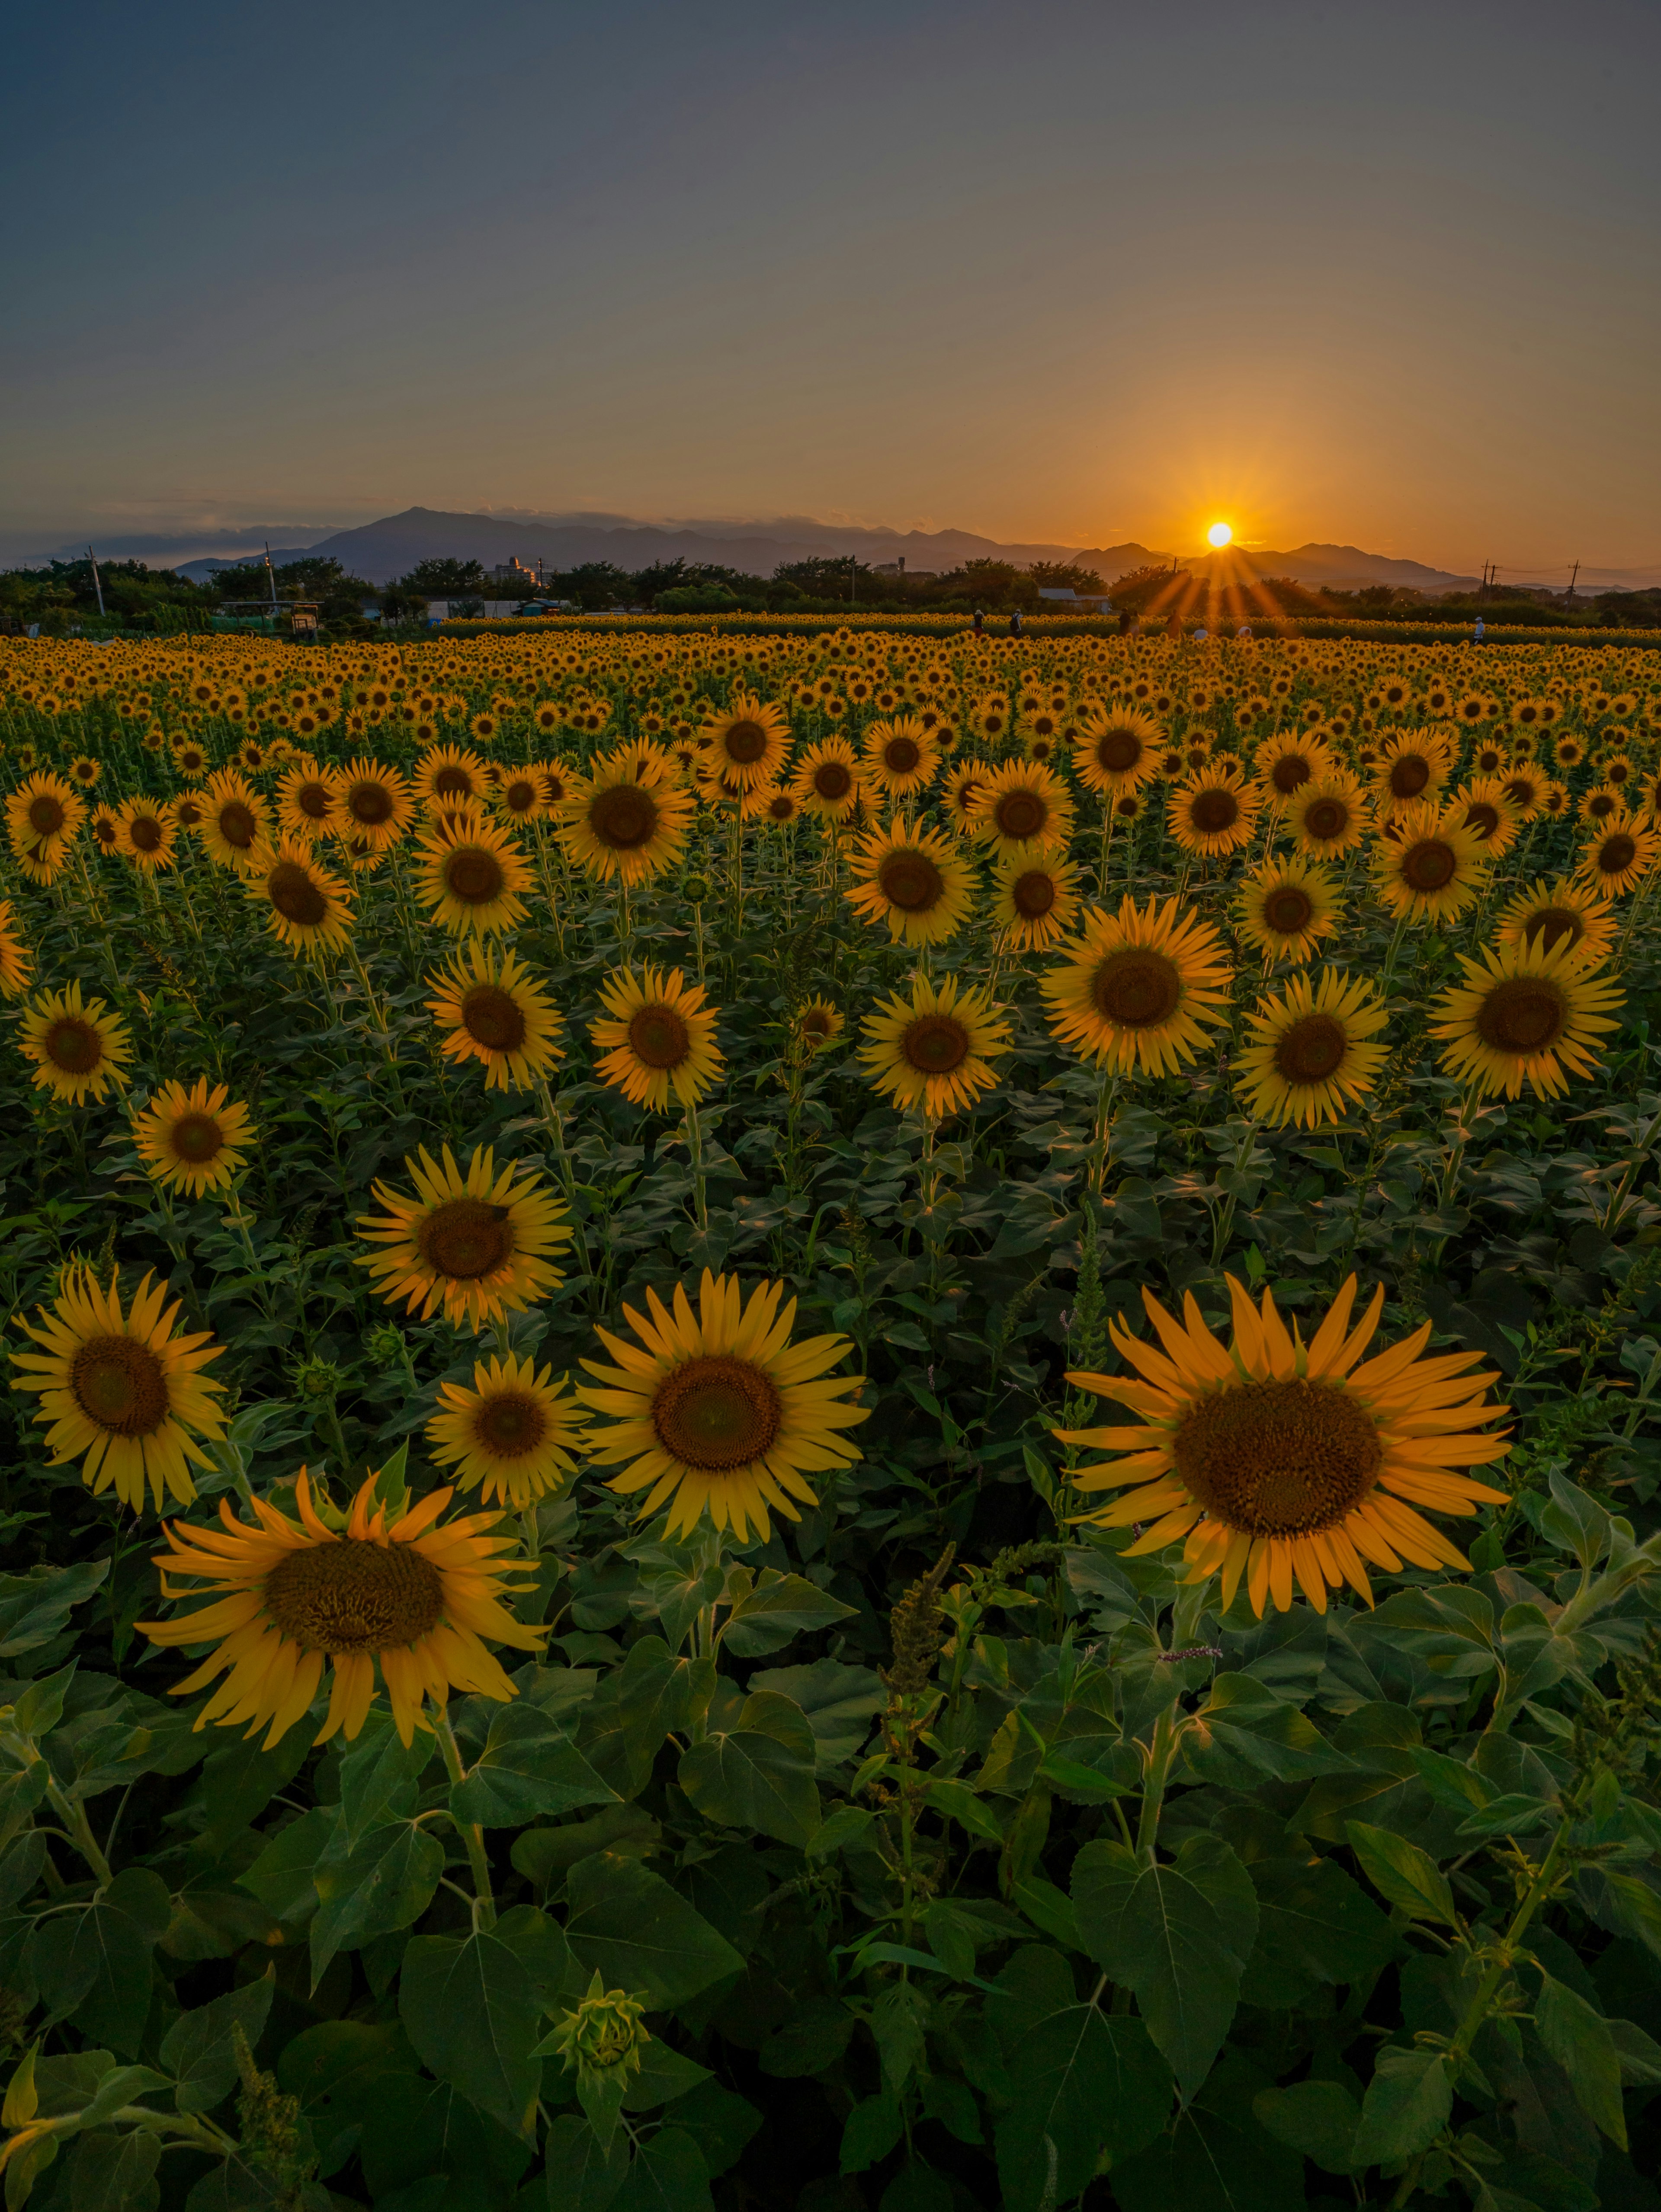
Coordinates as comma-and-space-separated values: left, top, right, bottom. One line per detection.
773, 556, 872, 600
1027, 560, 1106, 595
548, 562, 636, 611
655, 581, 740, 613
1106, 564, 1186, 615
401, 557, 486, 595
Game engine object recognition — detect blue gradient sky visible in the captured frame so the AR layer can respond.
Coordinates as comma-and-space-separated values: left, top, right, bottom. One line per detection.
4, 0, 1659, 571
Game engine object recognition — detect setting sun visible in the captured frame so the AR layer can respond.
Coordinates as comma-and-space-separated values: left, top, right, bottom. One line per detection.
1206, 521, 1233, 548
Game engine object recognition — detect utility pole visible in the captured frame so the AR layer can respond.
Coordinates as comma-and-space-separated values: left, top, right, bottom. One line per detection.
86, 547, 105, 618
1566, 560, 1579, 604
264, 541, 279, 611
850, 556, 856, 606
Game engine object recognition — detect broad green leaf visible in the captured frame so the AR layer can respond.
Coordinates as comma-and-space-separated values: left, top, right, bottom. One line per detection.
1247, 1853, 1399, 2006
614, 1636, 716, 1790
872, 1980, 931, 2096
542, 2113, 629, 2212
309, 1818, 445, 1986
746, 1658, 883, 1766
1345, 1821, 1459, 1925
923, 1777, 1004, 1843
0, 1559, 109, 1660
159, 1885, 282, 1964
1535, 1969, 1627, 2146
805, 1805, 875, 1858
160, 1974, 274, 2113
1350, 2045, 1452, 2166
1111, 2059, 1306, 2212
12, 1662, 76, 1739
511, 1804, 661, 1892
451, 1700, 618, 1827
620, 2042, 712, 2111
612, 2125, 713, 2212
25, 1866, 170, 2055
563, 1852, 741, 2009
1456, 1791, 1556, 1839
66, 2129, 161, 2212
1607, 2016, 1661, 2087
1181, 1675, 1357, 1788
0, 1764, 49, 1855
718, 1570, 856, 1657
1072, 1836, 1258, 2097
677, 1690, 820, 1847
840, 2093, 904, 2175
399, 1927, 541, 2129
191, 1727, 312, 1854
669, 2081, 762, 2177
236, 1807, 334, 1924
337, 1713, 432, 1844
757, 1998, 857, 2078
1253, 2079, 1361, 2174
1011, 1876, 1081, 1952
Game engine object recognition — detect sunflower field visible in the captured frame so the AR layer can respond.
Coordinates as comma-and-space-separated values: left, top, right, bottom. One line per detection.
2, 622, 1661, 2212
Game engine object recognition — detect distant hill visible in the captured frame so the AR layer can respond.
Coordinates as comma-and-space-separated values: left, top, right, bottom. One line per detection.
1191, 543, 1480, 594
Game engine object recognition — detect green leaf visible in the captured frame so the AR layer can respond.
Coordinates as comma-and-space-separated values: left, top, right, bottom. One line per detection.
718, 1570, 856, 1657
1111, 2060, 1307, 2212
12, 1663, 76, 1740
1071, 1835, 1258, 2098
0, 1559, 109, 1659
1607, 2016, 1661, 2087
613, 2125, 713, 2212
308, 1817, 445, 1987
1180, 1674, 1357, 1788
399, 1927, 541, 2129
160, 1973, 274, 2113
451, 1700, 618, 1828
670, 2081, 762, 2178
1535, 1969, 1627, 2147
841, 2093, 904, 2175
1344, 1821, 1459, 1925
25, 1866, 170, 2055
236, 1808, 333, 1924
563, 1852, 741, 2009
757, 1998, 857, 2078
1011, 1876, 1081, 1952
805, 1805, 875, 1859
746, 1658, 883, 1766
677, 1690, 821, 1846
542, 2113, 629, 2212
1253, 2079, 1361, 2174
192, 1727, 312, 1854
609, 1636, 716, 1794
923, 1777, 1004, 1844
337, 1713, 431, 1845
0, 1767, 49, 1857
511, 1804, 662, 1893
1247, 1854, 1399, 2006
1350, 2045, 1453, 2166
1456, 1791, 1556, 1839
66, 2129, 161, 2212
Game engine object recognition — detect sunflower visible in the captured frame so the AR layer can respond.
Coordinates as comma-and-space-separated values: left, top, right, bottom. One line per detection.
942, 761, 989, 834
6, 772, 85, 864
131, 1077, 254, 1199
199, 770, 269, 873
1498, 765, 1547, 819
795, 998, 845, 1052
19, 980, 132, 1103
846, 823, 976, 946
1574, 809, 1661, 898
1430, 940, 1623, 1101
244, 839, 355, 956
1042, 894, 1232, 1076
1253, 730, 1333, 802
0, 900, 33, 999
492, 764, 547, 822
1494, 877, 1617, 964
558, 759, 693, 886
1456, 775, 1523, 858
428, 1353, 588, 1509
757, 786, 802, 829
1374, 727, 1453, 810
115, 796, 178, 872
1553, 735, 1586, 770
578, 1270, 869, 1543
276, 760, 340, 840
414, 811, 533, 936
1072, 704, 1163, 798
426, 942, 564, 1089
1167, 763, 1261, 858
414, 743, 489, 812
1237, 970, 1388, 1128
860, 715, 939, 800
336, 758, 414, 851
967, 759, 1075, 857
10, 1264, 226, 1512
138, 1471, 545, 1748
701, 694, 790, 788
1372, 800, 1489, 923
1056, 1274, 1511, 1616
171, 737, 210, 778
358, 1144, 571, 1332
90, 806, 120, 853
857, 972, 1011, 1119
1235, 856, 1340, 964
590, 964, 723, 1111
69, 755, 101, 790
992, 852, 1081, 951
782, 737, 857, 824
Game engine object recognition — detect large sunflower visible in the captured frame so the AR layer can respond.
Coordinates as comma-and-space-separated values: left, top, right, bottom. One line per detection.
1073, 704, 1163, 798
846, 823, 976, 946
0, 900, 34, 999
1237, 970, 1389, 1128
10, 1264, 226, 1512
1374, 727, 1453, 812
1041, 895, 1232, 1076
1288, 776, 1370, 859
701, 694, 790, 788
860, 715, 939, 800
336, 758, 415, 851
789, 737, 864, 823
414, 812, 533, 936
138, 1471, 545, 1749
427, 942, 563, 1090
199, 770, 269, 874
1167, 763, 1261, 858
993, 851, 1081, 951
943, 761, 989, 835
590, 964, 723, 1111
558, 760, 693, 886
1254, 730, 1333, 803
276, 760, 341, 841
1456, 776, 1523, 858
1235, 857, 1340, 964
428, 1352, 588, 1509
857, 972, 1010, 1119
114, 797, 178, 874
579, 1270, 869, 1543
1056, 1275, 1511, 1616
19, 980, 133, 1103
1429, 940, 1623, 1101
414, 743, 489, 812
132, 1077, 255, 1198
247, 839, 356, 956
1494, 876, 1617, 964
1575, 809, 1661, 898
967, 759, 1075, 858
1371, 800, 1489, 923
5, 772, 85, 865
358, 1144, 571, 1331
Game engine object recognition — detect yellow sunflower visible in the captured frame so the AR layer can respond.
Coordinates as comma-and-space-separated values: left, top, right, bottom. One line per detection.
428, 1353, 588, 1510
1494, 877, 1617, 964
1498, 764, 1548, 820
414, 743, 489, 812
558, 759, 694, 886
1056, 1274, 1511, 1616
846, 823, 976, 946
1429, 941, 1623, 1101
860, 714, 939, 800
1575, 809, 1661, 898
1237, 970, 1389, 1128
788, 737, 863, 823
10, 1264, 226, 1512
1167, 763, 1261, 858
426, 942, 564, 1089
943, 760, 989, 834
276, 760, 341, 841
358, 1144, 571, 1331
1073, 704, 1163, 798
967, 759, 1075, 857
5, 772, 85, 864
492, 763, 548, 822
1042, 895, 1232, 1076
139, 1471, 545, 1749
993, 852, 1081, 951
113, 797, 178, 873
247, 839, 356, 956
0, 900, 35, 999
198, 770, 269, 874
414, 812, 533, 936
1253, 729, 1334, 803
701, 694, 790, 788
795, 998, 845, 1052
590, 964, 723, 1111
19, 981, 132, 1103
90, 805, 120, 854
132, 1078, 255, 1197
171, 737, 210, 778
857, 972, 1011, 1119
579, 1270, 869, 1543
1235, 857, 1340, 964
1372, 800, 1490, 923
1287, 776, 1370, 859
1374, 727, 1453, 811
335, 758, 415, 851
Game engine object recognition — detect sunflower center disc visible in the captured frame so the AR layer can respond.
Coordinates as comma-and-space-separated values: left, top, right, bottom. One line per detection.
814, 762, 852, 801
628, 1006, 690, 1069
462, 984, 528, 1052
1271, 755, 1311, 793
70, 1335, 169, 1435
1524, 907, 1581, 953
1190, 789, 1239, 834
349, 781, 393, 825
219, 802, 257, 848
1263, 888, 1313, 935
591, 787, 656, 848
29, 796, 65, 836
878, 853, 944, 912
1305, 800, 1346, 841
884, 738, 921, 774
997, 792, 1045, 841
1502, 778, 1533, 808
446, 850, 505, 905
1013, 870, 1056, 919
266, 1539, 444, 1655
131, 816, 163, 852
1477, 977, 1566, 1054
1274, 1012, 1348, 1083
418, 1197, 515, 1280
434, 768, 473, 798
171, 1113, 224, 1163
725, 721, 768, 764
1600, 835, 1636, 874
505, 779, 536, 813
475, 1389, 548, 1456
1174, 1378, 1383, 1536
269, 861, 327, 926
1091, 949, 1181, 1029
46, 1017, 103, 1074
1401, 839, 1456, 892
904, 1013, 971, 1074
800, 1010, 834, 1040
1389, 756, 1430, 798
652, 1354, 782, 1470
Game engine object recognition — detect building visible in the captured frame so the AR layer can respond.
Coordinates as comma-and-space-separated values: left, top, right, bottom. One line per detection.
488, 558, 540, 586
1038, 586, 1114, 613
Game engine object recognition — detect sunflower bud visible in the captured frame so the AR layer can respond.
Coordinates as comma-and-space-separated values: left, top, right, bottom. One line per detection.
295, 1357, 343, 1401
681, 874, 711, 905
550, 1972, 651, 2091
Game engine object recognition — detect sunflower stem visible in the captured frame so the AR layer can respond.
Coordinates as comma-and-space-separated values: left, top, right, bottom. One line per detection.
435, 1713, 496, 1930
44, 1776, 113, 1888
685, 1101, 709, 1235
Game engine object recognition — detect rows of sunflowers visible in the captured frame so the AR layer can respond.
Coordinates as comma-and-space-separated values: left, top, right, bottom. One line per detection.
0, 621, 1658, 2212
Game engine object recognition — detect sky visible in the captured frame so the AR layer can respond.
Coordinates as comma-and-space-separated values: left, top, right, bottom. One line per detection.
3, 0, 1660, 576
